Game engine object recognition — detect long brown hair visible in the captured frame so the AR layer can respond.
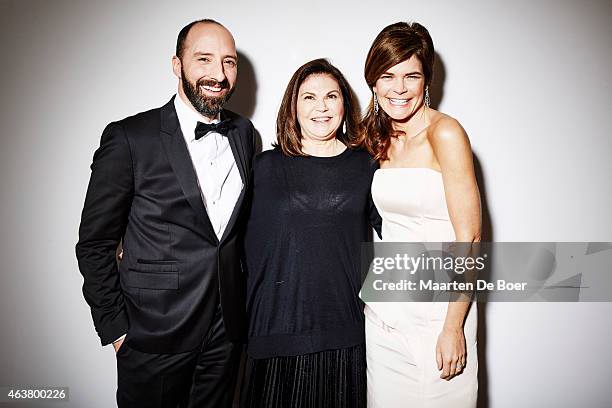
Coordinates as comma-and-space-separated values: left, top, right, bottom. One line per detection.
275, 58, 360, 157
357, 22, 435, 161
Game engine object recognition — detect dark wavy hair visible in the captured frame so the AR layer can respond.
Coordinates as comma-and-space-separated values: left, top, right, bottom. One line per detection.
275, 58, 360, 157
357, 22, 435, 161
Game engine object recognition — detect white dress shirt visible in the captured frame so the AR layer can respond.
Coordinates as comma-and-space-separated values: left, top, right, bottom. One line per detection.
174, 95, 243, 239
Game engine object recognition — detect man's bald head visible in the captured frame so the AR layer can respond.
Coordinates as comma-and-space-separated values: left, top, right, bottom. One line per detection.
175, 19, 234, 61
172, 19, 238, 119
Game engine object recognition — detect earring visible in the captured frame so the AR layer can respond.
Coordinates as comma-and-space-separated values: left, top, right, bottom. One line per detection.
373, 93, 379, 114
342, 121, 347, 134
425, 86, 431, 107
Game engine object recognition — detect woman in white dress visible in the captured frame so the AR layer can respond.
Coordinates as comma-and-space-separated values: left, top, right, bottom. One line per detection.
357, 22, 481, 408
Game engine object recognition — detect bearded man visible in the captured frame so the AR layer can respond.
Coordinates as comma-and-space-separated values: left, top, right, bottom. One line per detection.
76, 19, 255, 407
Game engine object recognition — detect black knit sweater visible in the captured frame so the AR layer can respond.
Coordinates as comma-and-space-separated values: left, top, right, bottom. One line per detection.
244, 147, 381, 359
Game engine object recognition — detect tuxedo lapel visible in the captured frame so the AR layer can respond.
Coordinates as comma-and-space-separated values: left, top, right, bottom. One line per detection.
159, 100, 219, 245
220, 121, 248, 244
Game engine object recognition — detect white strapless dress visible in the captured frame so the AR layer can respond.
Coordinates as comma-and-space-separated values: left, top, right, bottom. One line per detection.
364, 168, 478, 408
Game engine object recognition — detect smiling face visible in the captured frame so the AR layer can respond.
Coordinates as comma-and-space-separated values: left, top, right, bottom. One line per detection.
172, 22, 237, 118
373, 55, 426, 121
296, 74, 345, 142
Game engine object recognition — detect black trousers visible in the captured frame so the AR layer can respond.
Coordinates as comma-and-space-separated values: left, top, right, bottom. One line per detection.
116, 305, 242, 408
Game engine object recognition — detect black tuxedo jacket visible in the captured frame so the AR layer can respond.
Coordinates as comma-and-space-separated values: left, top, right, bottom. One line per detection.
76, 97, 255, 353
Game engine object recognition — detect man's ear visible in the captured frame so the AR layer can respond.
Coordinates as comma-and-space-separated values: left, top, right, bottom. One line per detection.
172, 56, 182, 79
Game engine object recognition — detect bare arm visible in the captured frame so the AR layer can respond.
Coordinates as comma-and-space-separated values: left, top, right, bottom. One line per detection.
429, 117, 481, 380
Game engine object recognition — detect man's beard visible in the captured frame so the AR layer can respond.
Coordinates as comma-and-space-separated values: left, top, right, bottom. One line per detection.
181, 69, 234, 117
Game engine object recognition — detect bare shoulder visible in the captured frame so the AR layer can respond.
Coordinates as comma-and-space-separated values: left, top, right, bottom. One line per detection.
429, 112, 467, 141
427, 112, 470, 152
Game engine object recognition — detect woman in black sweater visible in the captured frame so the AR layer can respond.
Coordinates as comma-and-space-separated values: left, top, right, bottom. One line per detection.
241, 59, 381, 408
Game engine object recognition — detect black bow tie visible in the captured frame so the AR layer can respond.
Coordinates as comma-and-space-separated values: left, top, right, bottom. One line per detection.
194, 120, 230, 140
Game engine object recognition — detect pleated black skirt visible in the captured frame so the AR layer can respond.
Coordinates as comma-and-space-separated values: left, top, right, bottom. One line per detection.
241, 343, 366, 408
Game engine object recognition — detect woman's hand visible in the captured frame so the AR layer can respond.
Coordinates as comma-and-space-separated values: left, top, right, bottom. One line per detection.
436, 326, 466, 381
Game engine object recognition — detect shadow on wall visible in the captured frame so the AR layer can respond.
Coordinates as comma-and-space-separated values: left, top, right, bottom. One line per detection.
474, 153, 493, 408
226, 50, 263, 153
430, 51, 445, 110
435, 52, 495, 408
